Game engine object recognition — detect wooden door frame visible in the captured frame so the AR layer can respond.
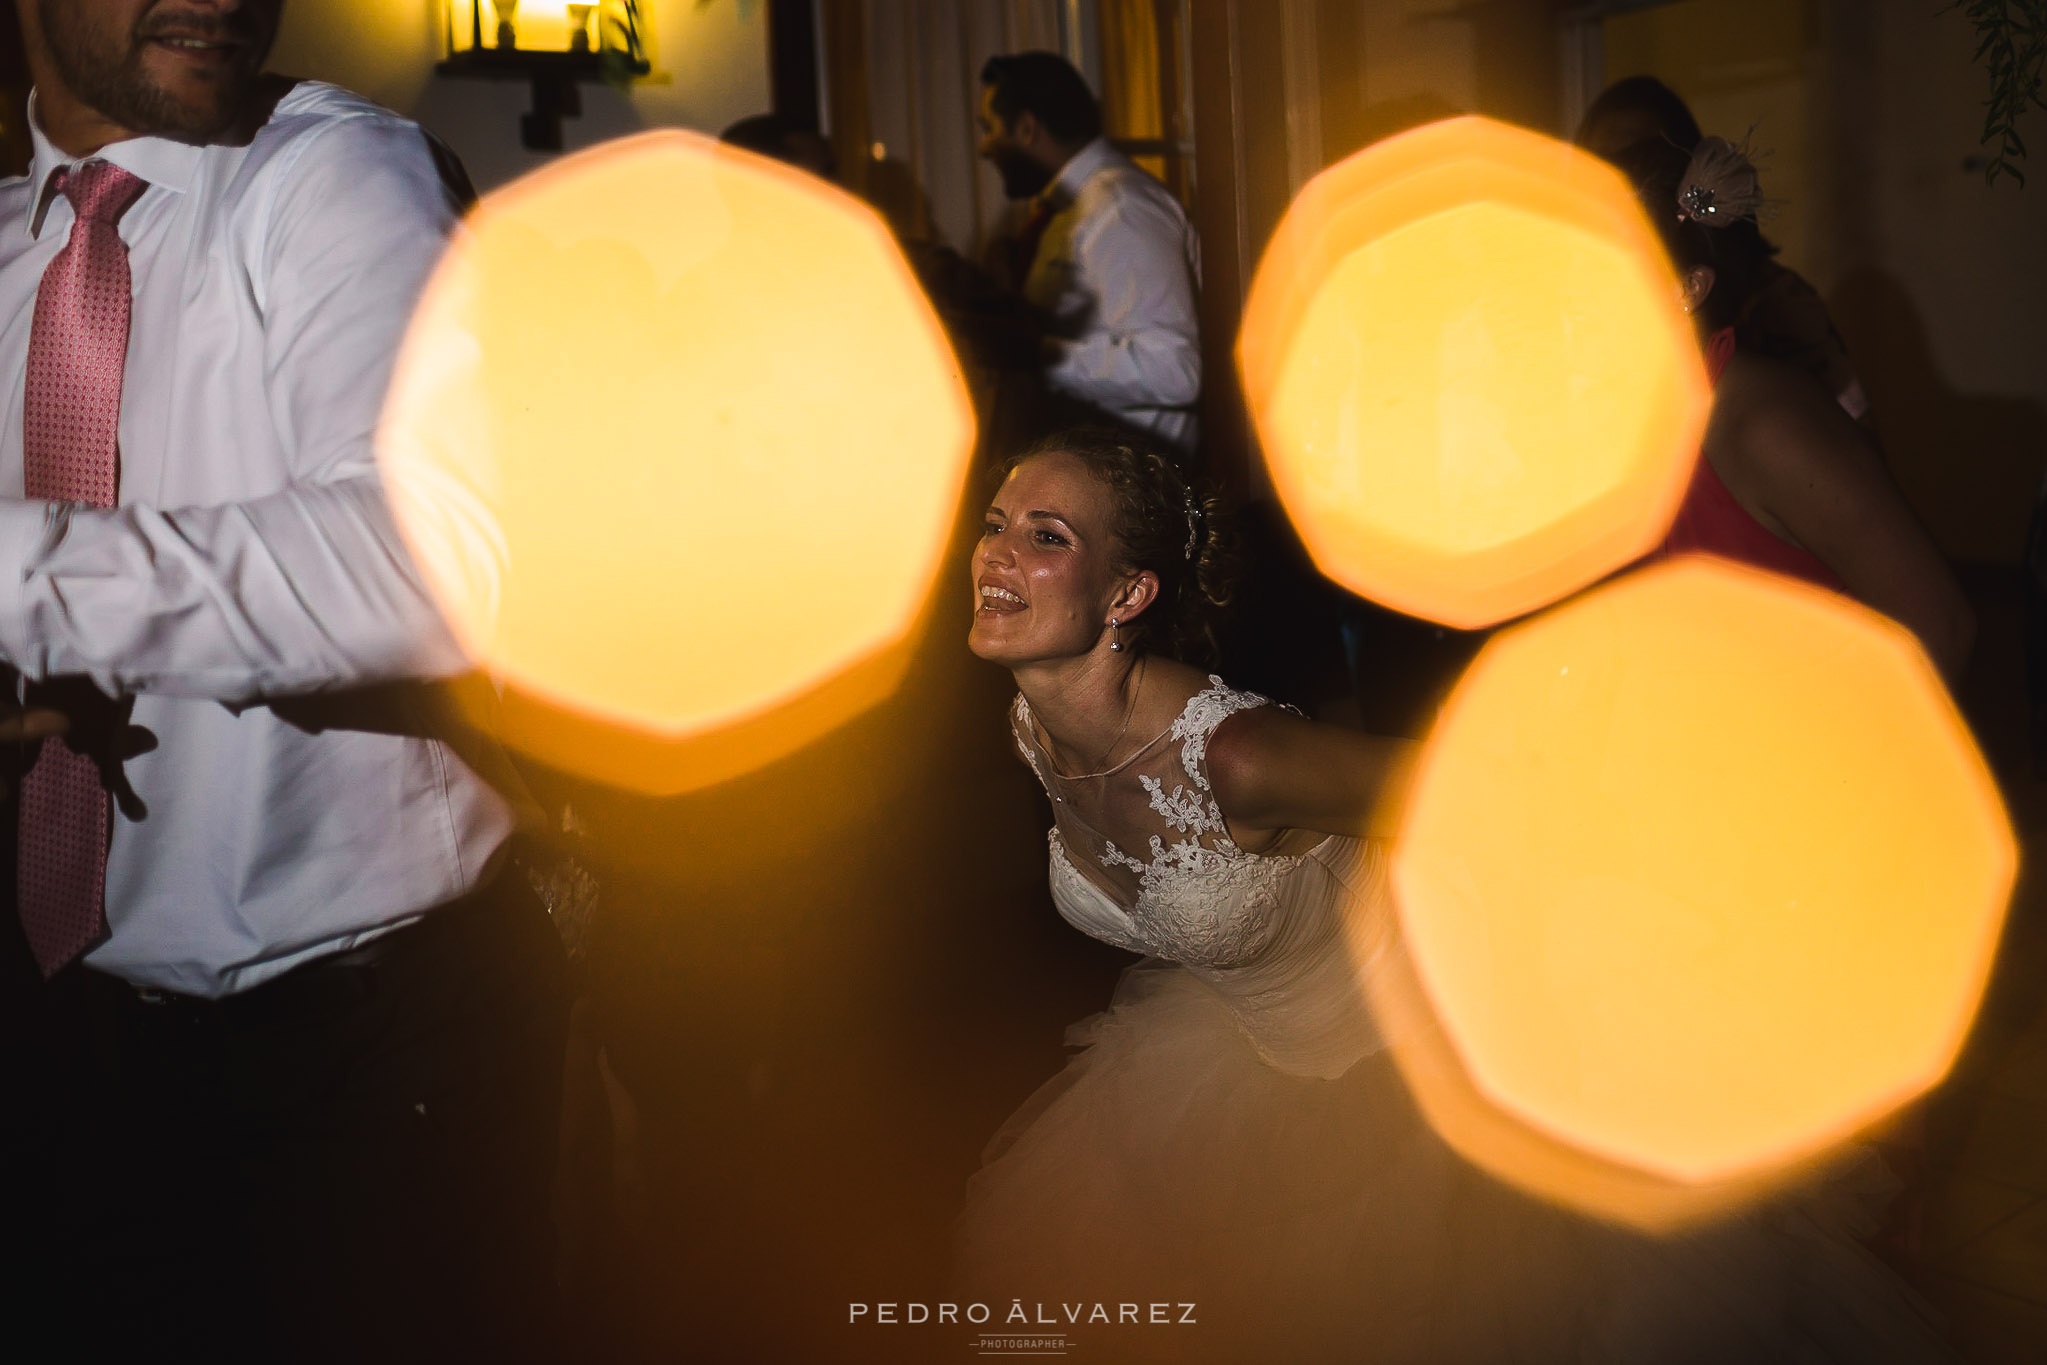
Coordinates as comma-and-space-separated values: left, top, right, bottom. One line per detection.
1557, 0, 1686, 132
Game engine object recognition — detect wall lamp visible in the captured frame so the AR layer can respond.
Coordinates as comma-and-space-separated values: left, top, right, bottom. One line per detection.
441, 1, 652, 152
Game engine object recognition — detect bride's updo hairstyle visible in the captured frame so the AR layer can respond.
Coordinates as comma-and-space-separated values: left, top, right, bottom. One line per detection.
1000, 428, 1238, 664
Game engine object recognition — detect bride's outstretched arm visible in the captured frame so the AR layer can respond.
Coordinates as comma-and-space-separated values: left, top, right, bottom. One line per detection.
1204, 707, 1420, 844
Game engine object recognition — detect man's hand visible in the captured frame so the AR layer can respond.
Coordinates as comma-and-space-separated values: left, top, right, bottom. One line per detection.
0, 708, 70, 744
0, 706, 70, 801
24, 679, 157, 820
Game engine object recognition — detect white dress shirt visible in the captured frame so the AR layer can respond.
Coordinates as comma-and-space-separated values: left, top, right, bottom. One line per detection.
0, 83, 514, 997
1025, 138, 1202, 451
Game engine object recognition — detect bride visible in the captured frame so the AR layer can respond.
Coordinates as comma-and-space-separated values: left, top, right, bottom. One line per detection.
953, 428, 1957, 1362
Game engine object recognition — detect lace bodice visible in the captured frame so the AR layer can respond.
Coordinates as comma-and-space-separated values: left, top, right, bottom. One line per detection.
1012, 677, 1392, 1077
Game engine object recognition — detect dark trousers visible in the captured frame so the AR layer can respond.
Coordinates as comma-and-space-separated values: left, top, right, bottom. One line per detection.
1, 869, 571, 1363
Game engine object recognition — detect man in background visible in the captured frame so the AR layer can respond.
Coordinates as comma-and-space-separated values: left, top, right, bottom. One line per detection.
720, 110, 837, 181
976, 50, 1201, 452
0, 2, 564, 1359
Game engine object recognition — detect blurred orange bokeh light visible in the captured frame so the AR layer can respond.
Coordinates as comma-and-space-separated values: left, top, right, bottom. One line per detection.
1239, 116, 1710, 629
377, 131, 975, 792
1392, 557, 2015, 1194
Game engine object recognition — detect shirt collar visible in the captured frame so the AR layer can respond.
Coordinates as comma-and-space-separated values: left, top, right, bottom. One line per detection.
1038, 137, 1120, 212
25, 89, 202, 239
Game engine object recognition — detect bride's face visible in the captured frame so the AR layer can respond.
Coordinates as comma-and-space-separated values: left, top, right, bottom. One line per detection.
969, 453, 1131, 666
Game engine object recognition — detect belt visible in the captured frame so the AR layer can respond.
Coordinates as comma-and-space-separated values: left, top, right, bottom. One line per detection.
96, 874, 519, 1028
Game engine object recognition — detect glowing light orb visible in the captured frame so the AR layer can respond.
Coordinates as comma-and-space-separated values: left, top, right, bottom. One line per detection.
1238, 116, 1709, 629
377, 131, 974, 792
1392, 557, 2014, 1190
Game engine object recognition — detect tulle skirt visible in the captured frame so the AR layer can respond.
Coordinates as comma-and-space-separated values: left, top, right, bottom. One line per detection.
954, 960, 1956, 1364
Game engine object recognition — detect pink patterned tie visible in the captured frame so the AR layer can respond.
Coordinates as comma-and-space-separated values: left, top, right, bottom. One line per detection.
18, 160, 146, 976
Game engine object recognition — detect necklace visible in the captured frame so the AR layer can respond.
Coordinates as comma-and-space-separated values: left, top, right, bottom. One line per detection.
1041, 657, 1169, 788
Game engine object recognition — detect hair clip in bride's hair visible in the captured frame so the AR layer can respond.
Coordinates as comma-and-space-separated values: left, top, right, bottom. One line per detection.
1183, 494, 1202, 561
1675, 135, 1766, 228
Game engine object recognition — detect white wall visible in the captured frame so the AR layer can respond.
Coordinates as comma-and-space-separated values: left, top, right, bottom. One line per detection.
268, 0, 773, 192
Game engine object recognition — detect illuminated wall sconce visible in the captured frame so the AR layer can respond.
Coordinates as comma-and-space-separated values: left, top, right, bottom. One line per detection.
441, 1, 652, 152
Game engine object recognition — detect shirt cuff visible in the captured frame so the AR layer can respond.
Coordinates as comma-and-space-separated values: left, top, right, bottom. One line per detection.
1043, 338, 1108, 398
0, 498, 65, 679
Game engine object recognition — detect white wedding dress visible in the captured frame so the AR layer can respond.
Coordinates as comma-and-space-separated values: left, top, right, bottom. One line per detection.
954, 676, 1956, 1363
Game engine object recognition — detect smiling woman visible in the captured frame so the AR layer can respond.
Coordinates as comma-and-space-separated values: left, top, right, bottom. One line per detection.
955, 427, 1963, 1360
971, 427, 1235, 672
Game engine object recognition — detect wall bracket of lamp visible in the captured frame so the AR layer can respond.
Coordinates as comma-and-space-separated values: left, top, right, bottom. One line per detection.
440, 1, 652, 152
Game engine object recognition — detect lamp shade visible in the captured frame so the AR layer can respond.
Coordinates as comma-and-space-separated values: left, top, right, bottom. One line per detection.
449, 0, 605, 55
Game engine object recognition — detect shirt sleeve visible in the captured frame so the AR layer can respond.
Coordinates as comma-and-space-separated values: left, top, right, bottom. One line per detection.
0, 113, 470, 704
1043, 185, 1201, 413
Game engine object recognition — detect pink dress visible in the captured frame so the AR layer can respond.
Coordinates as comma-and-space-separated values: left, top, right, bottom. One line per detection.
1660, 327, 1846, 592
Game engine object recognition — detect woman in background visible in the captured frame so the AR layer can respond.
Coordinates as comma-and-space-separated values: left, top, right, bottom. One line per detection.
1612, 133, 1974, 680
1578, 76, 1871, 423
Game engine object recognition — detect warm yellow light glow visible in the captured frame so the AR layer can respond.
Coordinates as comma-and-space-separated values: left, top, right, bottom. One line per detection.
1239, 116, 1710, 629
500, 0, 594, 52
448, 0, 599, 54
1390, 557, 2014, 1198
377, 131, 975, 793
1362, 928, 1810, 1230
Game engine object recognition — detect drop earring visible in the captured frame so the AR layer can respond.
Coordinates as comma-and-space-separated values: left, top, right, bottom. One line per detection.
1108, 618, 1124, 653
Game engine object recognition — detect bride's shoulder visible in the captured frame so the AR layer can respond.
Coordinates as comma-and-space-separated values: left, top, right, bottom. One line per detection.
1153, 666, 1294, 794
1201, 697, 1417, 844
1199, 699, 1312, 788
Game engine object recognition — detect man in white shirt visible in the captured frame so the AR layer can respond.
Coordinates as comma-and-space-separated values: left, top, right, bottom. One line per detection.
976, 51, 1202, 452
0, 3, 564, 1359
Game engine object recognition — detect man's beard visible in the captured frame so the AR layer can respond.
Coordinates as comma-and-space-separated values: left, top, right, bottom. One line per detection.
991, 147, 1054, 201
38, 1, 272, 143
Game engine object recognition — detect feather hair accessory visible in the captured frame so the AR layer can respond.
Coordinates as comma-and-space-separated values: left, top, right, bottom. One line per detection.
1675, 135, 1766, 227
